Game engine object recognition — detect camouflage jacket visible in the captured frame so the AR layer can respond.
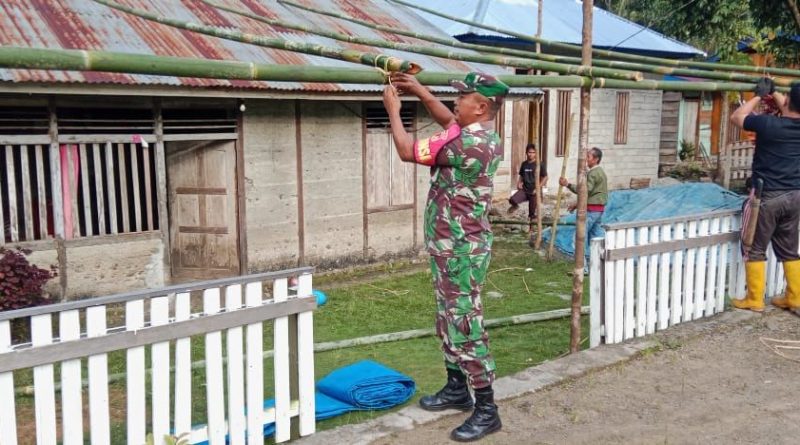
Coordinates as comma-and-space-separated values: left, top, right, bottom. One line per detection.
413, 121, 502, 256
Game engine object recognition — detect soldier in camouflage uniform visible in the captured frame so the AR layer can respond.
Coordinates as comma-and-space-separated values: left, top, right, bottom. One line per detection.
383, 71, 508, 442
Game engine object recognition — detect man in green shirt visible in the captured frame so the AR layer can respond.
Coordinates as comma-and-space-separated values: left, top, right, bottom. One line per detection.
559, 147, 608, 272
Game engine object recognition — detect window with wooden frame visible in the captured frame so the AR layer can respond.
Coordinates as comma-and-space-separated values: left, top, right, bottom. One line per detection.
364, 102, 416, 212
614, 91, 630, 145
555, 90, 572, 157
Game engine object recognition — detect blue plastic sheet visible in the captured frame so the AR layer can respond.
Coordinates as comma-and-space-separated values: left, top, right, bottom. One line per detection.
541, 183, 745, 257
193, 360, 415, 443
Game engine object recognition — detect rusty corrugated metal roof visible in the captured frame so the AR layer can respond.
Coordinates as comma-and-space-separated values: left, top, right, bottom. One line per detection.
0, 0, 538, 94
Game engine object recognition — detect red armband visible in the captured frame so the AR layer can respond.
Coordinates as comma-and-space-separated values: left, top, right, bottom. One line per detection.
414, 124, 461, 166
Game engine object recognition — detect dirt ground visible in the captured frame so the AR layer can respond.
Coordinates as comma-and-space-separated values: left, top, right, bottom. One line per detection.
373, 309, 800, 445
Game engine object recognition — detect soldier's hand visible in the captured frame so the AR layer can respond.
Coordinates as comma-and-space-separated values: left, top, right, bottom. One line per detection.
558, 177, 569, 187
383, 85, 401, 115
390, 73, 426, 96
568, 203, 577, 212
754, 77, 775, 98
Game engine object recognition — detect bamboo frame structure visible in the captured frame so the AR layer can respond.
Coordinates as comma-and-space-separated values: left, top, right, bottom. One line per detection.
282, 0, 799, 86
0, 46, 779, 93
91, 0, 421, 74
202, 0, 643, 81
389, 0, 800, 78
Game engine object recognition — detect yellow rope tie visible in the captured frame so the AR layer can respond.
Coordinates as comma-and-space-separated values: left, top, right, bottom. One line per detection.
373, 56, 394, 86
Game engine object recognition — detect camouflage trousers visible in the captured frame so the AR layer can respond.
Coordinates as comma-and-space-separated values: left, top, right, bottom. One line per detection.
430, 252, 496, 389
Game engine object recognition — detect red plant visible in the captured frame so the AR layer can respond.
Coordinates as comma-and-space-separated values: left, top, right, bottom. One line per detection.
0, 248, 57, 312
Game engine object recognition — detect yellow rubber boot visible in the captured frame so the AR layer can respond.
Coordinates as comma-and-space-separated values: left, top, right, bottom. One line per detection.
731, 261, 766, 312
772, 259, 800, 309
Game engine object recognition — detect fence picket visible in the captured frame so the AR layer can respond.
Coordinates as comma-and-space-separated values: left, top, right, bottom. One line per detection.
603, 230, 617, 343
766, 246, 779, 299
143, 145, 154, 230
67, 147, 80, 239
0, 321, 17, 445
670, 223, 685, 325
623, 228, 636, 340
92, 143, 106, 235
35, 145, 48, 239
683, 221, 698, 321
60, 310, 84, 445
613, 229, 626, 343
79, 144, 94, 236
174, 292, 192, 438
118, 143, 130, 233
693, 219, 710, 319
105, 142, 118, 234
273, 278, 291, 442
296, 274, 316, 436
6, 145, 19, 241
705, 218, 721, 315
87, 305, 110, 444
32, 314, 57, 445
226, 285, 246, 445
635, 227, 649, 337
716, 216, 732, 312
589, 238, 603, 348
645, 226, 659, 334
657, 223, 671, 330
126, 299, 146, 445
131, 143, 142, 232
245, 282, 265, 445
20, 145, 34, 241
204, 288, 226, 444
151, 296, 171, 442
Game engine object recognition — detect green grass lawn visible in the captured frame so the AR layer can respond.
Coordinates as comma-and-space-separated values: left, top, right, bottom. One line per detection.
12, 232, 590, 442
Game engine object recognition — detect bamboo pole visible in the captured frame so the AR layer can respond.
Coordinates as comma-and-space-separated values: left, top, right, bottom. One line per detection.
91, 0, 421, 74
282, 0, 800, 85
203, 0, 644, 81
548, 113, 576, 260
0, 46, 782, 93
388, 0, 800, 78
571, 0, 593, 354
533, 99, 544, 249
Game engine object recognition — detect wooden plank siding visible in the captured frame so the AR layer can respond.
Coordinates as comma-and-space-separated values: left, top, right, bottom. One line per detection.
658, 92, 681, 175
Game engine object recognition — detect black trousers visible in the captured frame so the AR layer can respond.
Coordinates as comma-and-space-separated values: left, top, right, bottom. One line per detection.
743, 190, 800, 262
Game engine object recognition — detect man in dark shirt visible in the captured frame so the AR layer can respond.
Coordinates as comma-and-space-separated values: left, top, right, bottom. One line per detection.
508, 143, 547, 220
729, 79, 800, 312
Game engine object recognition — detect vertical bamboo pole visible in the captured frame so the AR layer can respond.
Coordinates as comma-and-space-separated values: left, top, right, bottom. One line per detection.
536, 0, 543, 55
548, 114, 575, 259
571, 0, 593, 353
718, 96, 731, 189
532, 101, 543, 248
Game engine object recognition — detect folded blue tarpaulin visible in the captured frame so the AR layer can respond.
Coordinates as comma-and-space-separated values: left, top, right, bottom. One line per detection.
194, 360, 415, 444
316, 360, 416, 410
542, 183, 745, 257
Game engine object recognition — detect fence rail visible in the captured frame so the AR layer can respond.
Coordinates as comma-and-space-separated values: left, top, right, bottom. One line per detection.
0, 267, 316, 445
589, 210, 791, 347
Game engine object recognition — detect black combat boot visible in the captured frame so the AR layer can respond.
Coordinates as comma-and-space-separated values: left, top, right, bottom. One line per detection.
419, 368, 474, 411
450, 386, 502, 442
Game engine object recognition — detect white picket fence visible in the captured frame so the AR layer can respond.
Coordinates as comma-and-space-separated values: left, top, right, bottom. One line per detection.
0, 267, 317, 445
589, 209, 790, 347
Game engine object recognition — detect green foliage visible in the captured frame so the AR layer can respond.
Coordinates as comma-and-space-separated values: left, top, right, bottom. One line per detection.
667, 161, 711, 181
144, 432, 190, 445
678, 139, 696, 161
598, 0, 800, 64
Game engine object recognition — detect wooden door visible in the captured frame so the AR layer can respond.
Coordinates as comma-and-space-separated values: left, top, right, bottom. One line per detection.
167, 140, 240, 281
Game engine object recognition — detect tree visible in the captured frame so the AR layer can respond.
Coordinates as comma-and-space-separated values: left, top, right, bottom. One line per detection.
749, 0, 800, 64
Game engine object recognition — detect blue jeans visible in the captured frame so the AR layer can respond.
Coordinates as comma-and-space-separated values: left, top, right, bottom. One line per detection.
583, 211, 605, 271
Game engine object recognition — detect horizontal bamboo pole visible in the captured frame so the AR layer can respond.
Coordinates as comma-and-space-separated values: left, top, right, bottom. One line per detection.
389, 0, 800, 78
279, 0, 798, 87
202, 0, 642, 81
0, 46, 778, 93
91, 0, 421, 73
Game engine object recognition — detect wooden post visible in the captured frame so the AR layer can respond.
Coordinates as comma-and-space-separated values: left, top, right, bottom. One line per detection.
536, 0, 543, 55
571, 0, 593, 354
548, 113, 575, 260
718, 97, 731, 189
154, 99, 171, 282
532, 100, 543, 248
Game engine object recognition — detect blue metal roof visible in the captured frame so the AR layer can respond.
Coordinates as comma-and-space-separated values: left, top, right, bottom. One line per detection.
401, 0, 706, 59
